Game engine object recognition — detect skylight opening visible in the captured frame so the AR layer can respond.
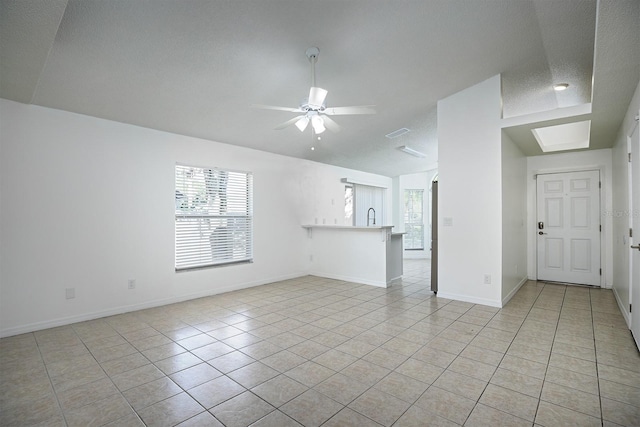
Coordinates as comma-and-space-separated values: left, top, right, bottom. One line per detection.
531, 120, 591, 153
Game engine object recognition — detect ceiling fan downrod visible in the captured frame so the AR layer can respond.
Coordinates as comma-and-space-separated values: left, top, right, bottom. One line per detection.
306, 47, 320, 88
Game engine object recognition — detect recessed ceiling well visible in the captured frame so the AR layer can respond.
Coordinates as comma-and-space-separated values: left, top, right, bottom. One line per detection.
532, 120, 591, 153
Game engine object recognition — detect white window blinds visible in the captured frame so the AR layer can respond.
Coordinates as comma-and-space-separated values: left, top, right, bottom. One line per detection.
404, 189, 424, 250
353, 184, 385, 226
175, 164, 253, 270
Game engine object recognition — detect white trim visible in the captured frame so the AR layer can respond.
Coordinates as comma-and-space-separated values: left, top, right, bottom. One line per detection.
530, 165, 607, 287
613, 284, 631, 328
340, 177, 388, 189
306, 271, 388, 288
0, 272, 307, 338
435, 292, 501, 308
500, 103, 591, 128
502, 277, 529, 306
175, 161, 250, 176
632, 131, 638, 329
626, 110, 640, 339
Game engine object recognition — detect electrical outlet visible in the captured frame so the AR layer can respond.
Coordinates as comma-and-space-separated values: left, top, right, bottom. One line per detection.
128, 279, 136, 289
484, 274, 491, 285
65, 288, 75, 299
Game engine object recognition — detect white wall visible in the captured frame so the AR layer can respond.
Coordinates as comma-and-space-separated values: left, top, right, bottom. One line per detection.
437, 75, 503, 307
611, 80, 640, 325
501, 132, 528, 303
0, 99, 392, 336
526, 149, 613, 288
399, 170, 438, 259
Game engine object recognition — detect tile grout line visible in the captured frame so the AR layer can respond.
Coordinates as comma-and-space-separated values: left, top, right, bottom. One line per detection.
532, 283, 566, 426
590, 287, 605, 427
463, 280, 547, 426
33, 332, 70, 427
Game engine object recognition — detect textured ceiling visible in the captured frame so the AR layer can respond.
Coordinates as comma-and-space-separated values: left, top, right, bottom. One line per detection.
1, 0, 638, 176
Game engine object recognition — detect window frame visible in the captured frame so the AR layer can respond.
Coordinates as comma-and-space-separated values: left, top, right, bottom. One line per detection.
175, 163, 253, 271
403, 188, 424, 250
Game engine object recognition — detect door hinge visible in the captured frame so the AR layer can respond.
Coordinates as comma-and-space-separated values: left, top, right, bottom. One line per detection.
630, 153, 633, 163
599, 268, 602, 276
599, 225, 602, 232
631, 228, 634, 238
631, 303, 633, 313
599, 181, 602, 189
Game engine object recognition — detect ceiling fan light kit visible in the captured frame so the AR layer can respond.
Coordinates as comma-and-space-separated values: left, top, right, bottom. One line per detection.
252, 47, 375, 136
295, 116, 310, 132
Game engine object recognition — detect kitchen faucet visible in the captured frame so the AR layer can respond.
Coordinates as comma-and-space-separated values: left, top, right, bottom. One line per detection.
367, 207, 376, 226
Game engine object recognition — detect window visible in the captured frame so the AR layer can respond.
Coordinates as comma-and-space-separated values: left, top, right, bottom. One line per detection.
344, 185, 354, 225
404, 189, 424, 250
354, 184, 385, 226
175, 164, 253, 270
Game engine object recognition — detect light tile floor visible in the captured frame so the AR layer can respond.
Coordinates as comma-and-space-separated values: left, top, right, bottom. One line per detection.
1, 260, 639, 426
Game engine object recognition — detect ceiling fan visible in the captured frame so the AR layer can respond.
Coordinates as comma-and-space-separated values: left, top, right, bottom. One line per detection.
252, 47, 375, 134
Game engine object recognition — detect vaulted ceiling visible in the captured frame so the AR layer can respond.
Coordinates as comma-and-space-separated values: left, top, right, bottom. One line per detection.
1, 0, 638, 177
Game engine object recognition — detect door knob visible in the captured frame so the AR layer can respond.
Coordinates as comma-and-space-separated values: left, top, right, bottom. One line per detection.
631, 244, 640, 251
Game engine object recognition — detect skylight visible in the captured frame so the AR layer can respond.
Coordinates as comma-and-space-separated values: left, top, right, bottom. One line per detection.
531, 120, 591, 153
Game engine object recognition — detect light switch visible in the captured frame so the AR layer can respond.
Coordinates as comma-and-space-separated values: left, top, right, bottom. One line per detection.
443, 217, 453, 227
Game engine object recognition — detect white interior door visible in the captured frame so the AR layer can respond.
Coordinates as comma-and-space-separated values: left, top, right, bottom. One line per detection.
630, 121, 640, 349
536, 170, 601, 286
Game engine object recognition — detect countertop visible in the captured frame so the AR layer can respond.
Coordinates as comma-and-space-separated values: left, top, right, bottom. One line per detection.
302, 224, 394, 230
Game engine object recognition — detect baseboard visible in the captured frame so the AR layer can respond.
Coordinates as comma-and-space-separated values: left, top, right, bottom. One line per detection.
435, 291, 501, 308
612, 285, 631, 328
307, 271, 387, 288
0, 272, 307, 338
502, 277, 529, 307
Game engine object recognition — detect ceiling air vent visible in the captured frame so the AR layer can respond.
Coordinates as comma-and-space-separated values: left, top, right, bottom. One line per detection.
385, 128, 410, 139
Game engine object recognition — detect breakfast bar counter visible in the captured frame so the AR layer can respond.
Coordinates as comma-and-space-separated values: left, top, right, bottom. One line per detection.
302, 225, 404, 287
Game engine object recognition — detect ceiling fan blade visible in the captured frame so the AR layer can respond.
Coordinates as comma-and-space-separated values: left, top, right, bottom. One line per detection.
324, 106, 376, 115
321, 115, 341, 133
308, 87, 328, 107
251, 104, 303, 113
274, 115, 306, 130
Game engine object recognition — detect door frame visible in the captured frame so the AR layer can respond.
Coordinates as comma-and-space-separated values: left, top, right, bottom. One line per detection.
529, 165, 607, 287
628, 134, 633, 327
628, 114, 640, 340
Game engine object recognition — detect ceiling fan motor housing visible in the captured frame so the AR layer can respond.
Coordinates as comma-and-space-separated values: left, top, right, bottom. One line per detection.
305, 47, 320, 61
